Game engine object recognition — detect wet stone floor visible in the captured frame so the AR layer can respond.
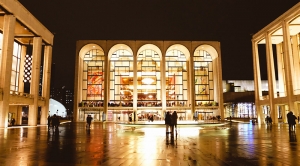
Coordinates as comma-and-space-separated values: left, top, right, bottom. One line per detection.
0, 122, 299, 166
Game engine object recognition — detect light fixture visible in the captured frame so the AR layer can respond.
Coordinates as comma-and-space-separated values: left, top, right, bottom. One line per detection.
142, 78, 154, 84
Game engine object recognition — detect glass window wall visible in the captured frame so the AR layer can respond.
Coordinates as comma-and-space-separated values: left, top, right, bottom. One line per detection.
194, 50, 214, 106
137, 49, 161, 107
81, 49, 105, 107
165, 49, 188, 107
109, 49, 133, 107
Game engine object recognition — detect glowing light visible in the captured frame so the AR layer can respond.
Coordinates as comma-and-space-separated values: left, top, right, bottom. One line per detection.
142, 78, 154, 84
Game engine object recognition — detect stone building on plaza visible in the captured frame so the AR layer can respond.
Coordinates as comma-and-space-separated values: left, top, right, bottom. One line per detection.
0, 0, 53, 127
74, 40, 223, 122
252, 2, 300, 124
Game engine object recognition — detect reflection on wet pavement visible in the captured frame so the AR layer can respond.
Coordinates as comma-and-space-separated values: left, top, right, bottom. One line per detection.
0, 122, 299, 165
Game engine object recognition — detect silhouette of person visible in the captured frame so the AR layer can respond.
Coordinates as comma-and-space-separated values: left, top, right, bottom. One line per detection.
171, 111, 178, 134
287, 111, 296, 131
51, 114, 60, 131
11, 118, 15, 126
47, 115, 52, 130
165, 112, 172, 135
86, 115, 93, 128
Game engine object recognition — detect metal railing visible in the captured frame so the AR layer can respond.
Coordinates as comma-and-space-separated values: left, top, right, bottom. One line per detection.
10, 90, 44, 100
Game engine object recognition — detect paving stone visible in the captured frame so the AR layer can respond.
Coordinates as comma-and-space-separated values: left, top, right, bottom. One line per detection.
1, 122, 300, 165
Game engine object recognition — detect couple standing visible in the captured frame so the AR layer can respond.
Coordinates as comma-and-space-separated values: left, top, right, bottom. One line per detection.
165, 111, 178, 134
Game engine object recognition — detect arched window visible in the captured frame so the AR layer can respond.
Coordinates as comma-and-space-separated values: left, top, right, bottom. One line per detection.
137, 49, 161, 107
166, 49, 188, 107
82, 49, 105, 106
109, 49, 133, 107
194, 50, 214, 106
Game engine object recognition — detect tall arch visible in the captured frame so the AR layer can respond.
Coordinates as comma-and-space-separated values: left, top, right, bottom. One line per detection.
76, 43, 105, 121
193, 44, 221, 119
165, 44, 190, 109
107, 44, 134, 108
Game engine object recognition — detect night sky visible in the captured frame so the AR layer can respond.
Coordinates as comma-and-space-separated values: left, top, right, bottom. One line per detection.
18, 0, 300, 89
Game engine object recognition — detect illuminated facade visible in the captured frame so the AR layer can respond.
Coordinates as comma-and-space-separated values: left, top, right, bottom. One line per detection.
252, 2, 300, 124
74, 40, 223, 122
0, 0, 53, 127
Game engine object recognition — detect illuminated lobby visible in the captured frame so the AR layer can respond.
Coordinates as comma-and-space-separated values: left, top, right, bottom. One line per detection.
74, 40, 224, 122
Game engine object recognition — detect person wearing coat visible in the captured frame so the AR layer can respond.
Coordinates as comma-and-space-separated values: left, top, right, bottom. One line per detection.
171, 111, 178, 134
165, 112, 172, 134
287, 111, 297, 131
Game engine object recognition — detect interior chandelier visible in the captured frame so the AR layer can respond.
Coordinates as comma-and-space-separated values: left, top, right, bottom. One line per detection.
142, 78, 154, 84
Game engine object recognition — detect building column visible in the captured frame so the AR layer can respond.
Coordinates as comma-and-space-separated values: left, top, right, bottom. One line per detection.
215, 48, 224, 119
291, 36, 300, 94
40, 45, 52, 125
276, 43, 285, 97
133, 50, 137, 115
161, 51, 166, 113
282, 20, 295, 112
16, 106, 23, 125
73, 46, 82, 122
18, 45, 27, 93
252, 39, 263, 124
0, 15, 16, 128
265, 33, 277, 123
28, 37, 42, 126
190, 53, 195, 116
104, 51, 109, 121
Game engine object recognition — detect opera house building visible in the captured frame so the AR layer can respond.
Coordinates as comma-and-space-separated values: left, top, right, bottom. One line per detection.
0, 0, 53, 127
74, 40, 224, 122
252, 2, 300, 124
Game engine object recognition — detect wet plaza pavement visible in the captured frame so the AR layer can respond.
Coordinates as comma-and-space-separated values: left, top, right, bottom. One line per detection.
0, 122, 300, 166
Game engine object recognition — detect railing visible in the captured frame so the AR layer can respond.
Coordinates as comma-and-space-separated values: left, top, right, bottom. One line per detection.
259, 95, 269, 100
10, 90, 44, 100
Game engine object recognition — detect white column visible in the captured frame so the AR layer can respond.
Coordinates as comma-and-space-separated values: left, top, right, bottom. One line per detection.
16, 106, 23, 125
18, 45, 27, 93
41, 45, 52, 125
28, 37, 42, 126
133, 50, 137, 113
252, 39, 263, 124
161, 52, 166, 112
265, 33, 277, 123
190, 53, 195, 116
282, 20, 295, 112
215, 49, 224, 119
104, 51, 109, 120
291, 36, 300, 94
0, 15, 16, 128
276, 43, 285, 97
74, 47, 82, 122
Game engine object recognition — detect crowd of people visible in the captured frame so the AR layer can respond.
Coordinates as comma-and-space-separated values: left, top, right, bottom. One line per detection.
164, 111, 178, 135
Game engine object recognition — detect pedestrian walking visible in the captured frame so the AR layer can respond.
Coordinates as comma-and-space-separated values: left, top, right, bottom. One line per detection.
171, 111, 178, 134
47, 115, 52, 130
287, 111, 297, 131
51, 114, 60, 131
86, 115, 93, 128
165, 112, 172, 135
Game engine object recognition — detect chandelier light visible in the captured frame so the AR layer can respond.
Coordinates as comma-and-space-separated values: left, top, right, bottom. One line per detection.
142, 78, 154, 84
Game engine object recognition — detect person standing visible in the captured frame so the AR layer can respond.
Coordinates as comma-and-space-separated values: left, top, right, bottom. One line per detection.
165, 112, 172, 135
11, 118, 15, 126
171, 111, 178, 134
51, 114, 60, 131
287, 111, 296, 131
47, 115, 52, 131
86, 115, 93, 128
